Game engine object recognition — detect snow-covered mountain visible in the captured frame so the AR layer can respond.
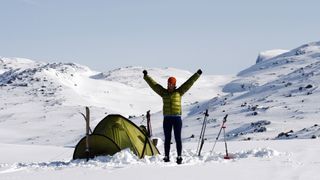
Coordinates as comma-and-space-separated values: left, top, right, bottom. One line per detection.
1, 42, 320, 146
207, 41, 320, 141
131, 41, 320, 144
1, 41, 320, 180
0, 57, 232, 146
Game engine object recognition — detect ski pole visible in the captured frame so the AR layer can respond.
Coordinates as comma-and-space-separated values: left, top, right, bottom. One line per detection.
196, 109, 206, 155
197, 109, 209, 156
210, 114, 228, 155
200, 109, 209, 156
223, 123, 230, 159
196, 110, 206, 155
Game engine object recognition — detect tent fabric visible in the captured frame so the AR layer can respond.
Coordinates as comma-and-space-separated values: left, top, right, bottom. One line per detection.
73, 114, 159, 160
73, 134, 121, 159
93, 114, 159, 158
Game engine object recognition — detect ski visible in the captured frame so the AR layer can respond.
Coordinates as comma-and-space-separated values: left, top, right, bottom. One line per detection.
81, 106, 91, 161
146, 110, 152, 137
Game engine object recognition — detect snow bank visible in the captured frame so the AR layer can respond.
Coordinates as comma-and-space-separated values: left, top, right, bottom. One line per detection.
0, 147, 281, 173
234, 148, 281, 158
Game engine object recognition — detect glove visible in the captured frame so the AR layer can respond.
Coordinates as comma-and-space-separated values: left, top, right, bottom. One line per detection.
197, 69, 202, 75
143, 70, 148, 76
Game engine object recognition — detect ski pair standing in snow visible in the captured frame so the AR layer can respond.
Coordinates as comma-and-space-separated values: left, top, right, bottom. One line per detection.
143, 69, 202, 164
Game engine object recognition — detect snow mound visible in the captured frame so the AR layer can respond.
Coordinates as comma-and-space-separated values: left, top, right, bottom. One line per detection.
0, 148, 281, 172
233, 147, 281, 158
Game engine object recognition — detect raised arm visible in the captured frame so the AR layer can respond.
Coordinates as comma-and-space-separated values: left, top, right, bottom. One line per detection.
143, 70, 166, 96
177, 69, 202, 96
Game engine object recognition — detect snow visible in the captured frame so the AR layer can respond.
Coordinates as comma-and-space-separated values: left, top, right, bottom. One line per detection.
256, 49, 289, 64
0, 140, 319, 180
1, 40, 320, 179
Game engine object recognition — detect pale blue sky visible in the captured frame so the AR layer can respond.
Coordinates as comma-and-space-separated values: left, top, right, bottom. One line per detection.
1, 0, 319, 74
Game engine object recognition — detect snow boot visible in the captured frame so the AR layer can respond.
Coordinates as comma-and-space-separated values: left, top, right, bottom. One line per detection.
176, 156, 183, 164
163, 156, 170, 162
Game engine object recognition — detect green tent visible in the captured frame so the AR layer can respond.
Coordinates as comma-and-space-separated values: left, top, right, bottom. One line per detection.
73, 114, 160, 160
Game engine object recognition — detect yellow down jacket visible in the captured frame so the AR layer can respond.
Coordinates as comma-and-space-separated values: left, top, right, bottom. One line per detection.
144, 72, 200, 116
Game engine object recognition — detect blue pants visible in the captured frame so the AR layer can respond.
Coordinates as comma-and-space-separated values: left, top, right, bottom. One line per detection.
163, 116, 182, 157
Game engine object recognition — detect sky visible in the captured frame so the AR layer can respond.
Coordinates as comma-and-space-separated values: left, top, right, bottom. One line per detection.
0, 0, 320, 75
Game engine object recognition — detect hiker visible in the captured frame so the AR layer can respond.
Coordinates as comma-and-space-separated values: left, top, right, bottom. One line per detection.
143, 69, 202, 164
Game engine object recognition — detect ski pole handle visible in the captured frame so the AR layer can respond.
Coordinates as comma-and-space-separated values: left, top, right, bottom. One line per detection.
205, 109, 209, 117
223, 114, 228, 123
